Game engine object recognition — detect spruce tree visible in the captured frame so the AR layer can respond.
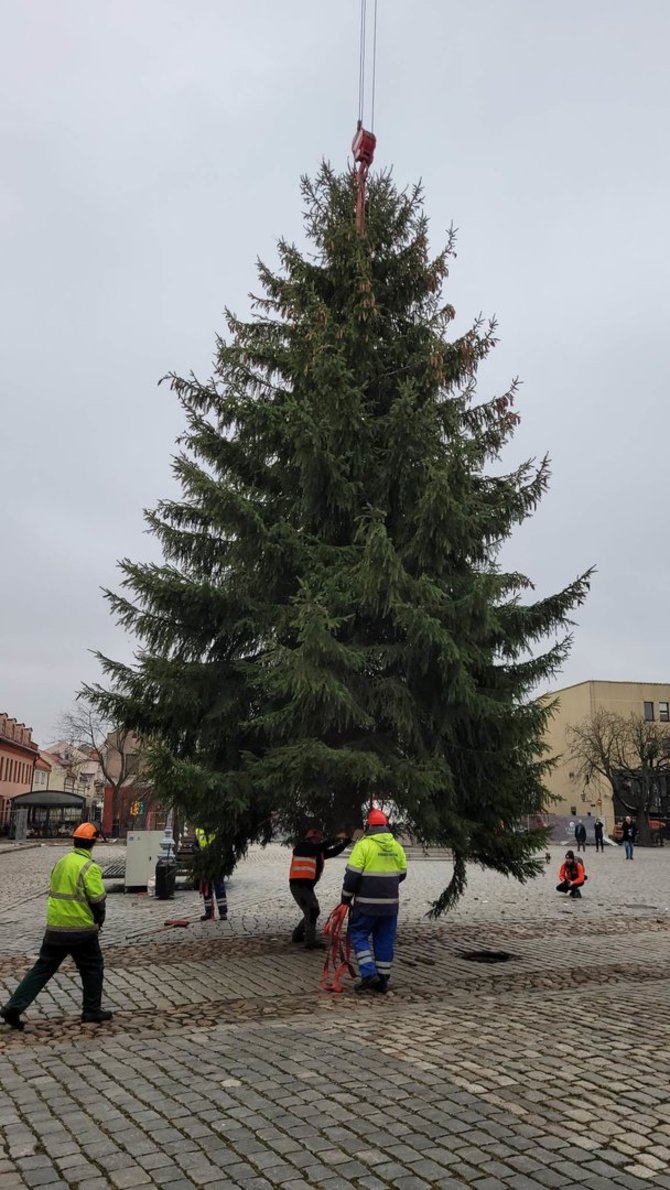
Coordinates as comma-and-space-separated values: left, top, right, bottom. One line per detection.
90, 166, 590, 909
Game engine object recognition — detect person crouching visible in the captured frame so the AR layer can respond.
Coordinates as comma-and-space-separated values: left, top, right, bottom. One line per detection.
556, 850, 586, 899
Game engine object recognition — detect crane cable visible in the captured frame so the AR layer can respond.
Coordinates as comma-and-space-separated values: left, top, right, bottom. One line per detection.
358, 0, 366, 125
370, 0, 378, 132
352, 0, 379, 235
357, 0, 378, 132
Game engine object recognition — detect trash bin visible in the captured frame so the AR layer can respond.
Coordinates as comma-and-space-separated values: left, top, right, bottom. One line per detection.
155, 855, 176, 900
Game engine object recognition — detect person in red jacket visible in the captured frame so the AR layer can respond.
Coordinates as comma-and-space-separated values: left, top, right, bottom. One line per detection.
556, 850, 587, 898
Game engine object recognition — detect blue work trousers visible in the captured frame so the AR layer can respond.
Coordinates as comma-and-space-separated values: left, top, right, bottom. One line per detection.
202, 878, 227, 917
349, 909, 398, 981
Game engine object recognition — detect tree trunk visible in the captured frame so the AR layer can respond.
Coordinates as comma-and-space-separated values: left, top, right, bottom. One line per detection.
636, 814, 652, 847
111, 784, 121, 838
637, 774, 653, 846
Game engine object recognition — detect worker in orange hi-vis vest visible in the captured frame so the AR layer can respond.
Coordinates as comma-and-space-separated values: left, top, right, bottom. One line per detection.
289, 828, 352, 949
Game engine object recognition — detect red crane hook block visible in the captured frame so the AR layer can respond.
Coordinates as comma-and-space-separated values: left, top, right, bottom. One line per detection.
352, 124, 376, 167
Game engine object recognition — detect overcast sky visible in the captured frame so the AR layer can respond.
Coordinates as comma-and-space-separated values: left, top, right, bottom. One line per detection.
2, 0, 669, 743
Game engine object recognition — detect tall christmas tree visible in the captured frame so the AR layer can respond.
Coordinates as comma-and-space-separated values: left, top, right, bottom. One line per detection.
91, 167, 590, 910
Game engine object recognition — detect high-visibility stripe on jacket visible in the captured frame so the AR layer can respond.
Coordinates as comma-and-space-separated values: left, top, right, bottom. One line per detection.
289, 855, 318, 882
288, 837, 351, 887
45, 848, 106, 939
341, 830, 407, 916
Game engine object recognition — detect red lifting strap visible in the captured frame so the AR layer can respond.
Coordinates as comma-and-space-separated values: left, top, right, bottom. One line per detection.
321, 903, 356, 993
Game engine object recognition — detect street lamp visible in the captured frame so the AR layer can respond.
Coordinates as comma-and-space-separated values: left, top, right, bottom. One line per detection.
155, 808, 176, 900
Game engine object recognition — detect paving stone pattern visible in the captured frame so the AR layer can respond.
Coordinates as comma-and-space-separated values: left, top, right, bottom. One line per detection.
0, 843, 669, 1188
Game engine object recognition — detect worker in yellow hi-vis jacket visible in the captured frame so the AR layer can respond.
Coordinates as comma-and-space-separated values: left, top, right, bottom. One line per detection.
1, 823, 112, 1029
341, 808, 407, 993
194, 827, 228, 921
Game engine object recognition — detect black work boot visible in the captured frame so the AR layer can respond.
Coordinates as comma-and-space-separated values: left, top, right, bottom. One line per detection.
81, 1009, 113, 1024
200, 911, 214, 921
372, 976, 389, 994
355, 975, 381, 993
1, 1007, 24, 1031
570, 888, 582, 898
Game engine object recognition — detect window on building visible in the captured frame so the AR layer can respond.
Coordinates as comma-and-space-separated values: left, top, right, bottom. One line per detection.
0, 758, 3, 780
644, 701, 654, 721
660, 702, 670, 723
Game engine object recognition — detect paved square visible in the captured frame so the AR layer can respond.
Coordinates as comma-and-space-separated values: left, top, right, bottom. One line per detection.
1, 840, 669, 1188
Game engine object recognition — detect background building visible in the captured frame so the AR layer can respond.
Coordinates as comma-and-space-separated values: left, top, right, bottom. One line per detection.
39, 741, 102, 811
541, 680, 670, 831
0, 714, 40, 832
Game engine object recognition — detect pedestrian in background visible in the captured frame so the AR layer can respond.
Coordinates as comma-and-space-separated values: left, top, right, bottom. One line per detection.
1, 824, 111, 1030
575, 821, 587, 852
621, 816, 637, 860
594, 818, 605, 853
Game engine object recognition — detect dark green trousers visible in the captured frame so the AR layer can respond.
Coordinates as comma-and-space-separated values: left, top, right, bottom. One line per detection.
4, 936, 104, 1015
290, 884, 320, 946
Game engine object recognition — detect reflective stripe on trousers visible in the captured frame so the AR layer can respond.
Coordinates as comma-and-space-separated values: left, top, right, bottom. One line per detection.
348, 910, 398, 980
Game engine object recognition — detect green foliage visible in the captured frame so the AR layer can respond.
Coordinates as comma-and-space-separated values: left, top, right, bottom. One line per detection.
88, 166, 590, 910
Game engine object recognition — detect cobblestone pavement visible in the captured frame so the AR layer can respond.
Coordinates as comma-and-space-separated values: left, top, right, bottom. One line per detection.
0, 843, 669, 1189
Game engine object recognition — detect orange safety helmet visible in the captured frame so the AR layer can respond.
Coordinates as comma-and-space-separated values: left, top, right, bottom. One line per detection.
367, 808, 388, 826
73, 823, 99, 841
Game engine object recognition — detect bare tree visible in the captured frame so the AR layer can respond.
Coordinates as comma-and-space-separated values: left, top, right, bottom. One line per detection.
567, 710, 670, 844
58, 697, 142, 832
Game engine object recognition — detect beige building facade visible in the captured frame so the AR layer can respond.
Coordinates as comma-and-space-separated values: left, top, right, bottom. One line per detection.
541, 680, 670, 830
37, 742, 102, 807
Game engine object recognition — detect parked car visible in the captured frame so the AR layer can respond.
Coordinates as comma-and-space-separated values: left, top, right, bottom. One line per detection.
612, 817, 668, 844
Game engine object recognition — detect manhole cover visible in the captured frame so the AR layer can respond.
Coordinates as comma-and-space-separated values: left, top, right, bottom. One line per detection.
460, 950, 516, 963
102, 861, 126, 879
